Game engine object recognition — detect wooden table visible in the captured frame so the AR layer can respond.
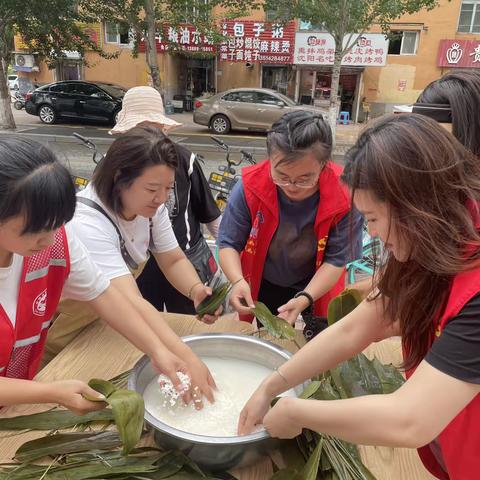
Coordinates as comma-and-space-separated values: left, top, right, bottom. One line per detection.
0, 313, 434, 480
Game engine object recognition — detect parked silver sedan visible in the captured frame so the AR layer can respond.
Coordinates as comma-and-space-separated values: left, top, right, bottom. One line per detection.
193, 88, 327, 134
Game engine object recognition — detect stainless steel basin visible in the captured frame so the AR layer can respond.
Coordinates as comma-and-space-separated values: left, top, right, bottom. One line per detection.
128, 333, 306, 471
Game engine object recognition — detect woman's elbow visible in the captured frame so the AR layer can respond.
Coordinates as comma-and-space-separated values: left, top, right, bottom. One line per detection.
395, 408, 440, 448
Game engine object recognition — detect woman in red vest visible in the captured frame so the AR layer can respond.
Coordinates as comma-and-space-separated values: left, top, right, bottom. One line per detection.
0, 137, 204, 415
218, 111, 363, 324
238, 114, 480, 480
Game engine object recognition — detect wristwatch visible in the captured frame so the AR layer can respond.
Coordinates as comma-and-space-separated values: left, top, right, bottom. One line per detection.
294, 290, 314, 308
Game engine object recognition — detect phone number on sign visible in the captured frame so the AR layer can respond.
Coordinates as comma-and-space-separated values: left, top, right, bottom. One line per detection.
256, 54, 291, 62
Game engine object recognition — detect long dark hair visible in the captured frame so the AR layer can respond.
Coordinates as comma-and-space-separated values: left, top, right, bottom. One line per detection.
342, 114, 480, 369
0, 137, 75, 234
92, 124, 178, 214
416, 69, 480, 156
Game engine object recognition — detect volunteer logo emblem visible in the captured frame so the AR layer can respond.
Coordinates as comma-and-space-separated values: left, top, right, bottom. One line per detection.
33, 289, 47, 316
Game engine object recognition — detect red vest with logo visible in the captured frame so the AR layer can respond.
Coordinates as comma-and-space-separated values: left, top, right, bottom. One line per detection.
240, 160, 350, 322
404, 269, 480, 479
0, 227, 70, 381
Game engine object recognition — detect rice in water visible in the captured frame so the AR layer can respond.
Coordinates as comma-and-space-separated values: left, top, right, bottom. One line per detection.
143, 356, 296, 437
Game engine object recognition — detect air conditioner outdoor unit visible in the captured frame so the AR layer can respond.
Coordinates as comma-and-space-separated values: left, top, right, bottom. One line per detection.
15, 54, 35, 68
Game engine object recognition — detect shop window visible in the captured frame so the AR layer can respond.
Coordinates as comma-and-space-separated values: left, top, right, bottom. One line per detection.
387, 31, 418, 55
458, 2, 480, 33
104, 22, 132, 46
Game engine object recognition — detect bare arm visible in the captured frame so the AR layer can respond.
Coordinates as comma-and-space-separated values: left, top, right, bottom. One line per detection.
266, 360, 480, 448
238, 296, 398, 434
87, 284, 187, 385
277, 263, 345, 324
0, 377, 106, 415
218, 247, 255, 313
109, 275, 216, 402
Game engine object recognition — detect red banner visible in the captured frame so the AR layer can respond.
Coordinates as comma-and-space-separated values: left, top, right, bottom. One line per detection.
138, 25, 216, 53
437, 39, 480, 68
219, 20, 296, 64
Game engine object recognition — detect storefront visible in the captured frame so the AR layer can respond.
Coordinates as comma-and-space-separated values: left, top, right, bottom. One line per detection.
293, 32, 388, 121
218, 20, 296, 98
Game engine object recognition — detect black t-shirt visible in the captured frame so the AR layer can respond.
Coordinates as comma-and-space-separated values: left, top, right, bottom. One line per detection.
425, 292, 480, 384
164, 144, 221, 250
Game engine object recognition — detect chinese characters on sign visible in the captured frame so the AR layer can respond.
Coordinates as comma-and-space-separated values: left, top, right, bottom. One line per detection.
219, 20, 296, 64
437, 40, 480, 68
138, 25, 216, 53
293, 33, 388, 66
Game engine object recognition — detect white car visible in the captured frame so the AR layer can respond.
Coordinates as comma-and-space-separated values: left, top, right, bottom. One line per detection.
8, 75, 18, 90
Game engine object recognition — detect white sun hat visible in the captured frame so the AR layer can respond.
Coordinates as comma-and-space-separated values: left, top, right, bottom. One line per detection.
109, 86, 182, 135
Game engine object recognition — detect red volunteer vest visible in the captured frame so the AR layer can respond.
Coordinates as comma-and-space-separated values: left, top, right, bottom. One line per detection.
240, 160, 350, 322
0, 227, 70, 381
404, 203, 480, 480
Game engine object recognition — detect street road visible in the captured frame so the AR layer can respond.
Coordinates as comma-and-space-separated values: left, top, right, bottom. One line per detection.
2, 108, 352, 182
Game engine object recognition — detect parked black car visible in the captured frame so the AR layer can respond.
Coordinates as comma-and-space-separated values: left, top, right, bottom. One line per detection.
25, 80, 126, 125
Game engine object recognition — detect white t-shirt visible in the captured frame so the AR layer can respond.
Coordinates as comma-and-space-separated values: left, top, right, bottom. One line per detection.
70, 184, 178, 281
0, 224, 109, 327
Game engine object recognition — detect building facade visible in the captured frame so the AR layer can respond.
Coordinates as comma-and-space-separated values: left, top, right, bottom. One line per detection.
12, 0, 480, 121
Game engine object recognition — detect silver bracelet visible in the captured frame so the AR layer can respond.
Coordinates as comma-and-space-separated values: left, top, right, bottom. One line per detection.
275, 367, 288, 384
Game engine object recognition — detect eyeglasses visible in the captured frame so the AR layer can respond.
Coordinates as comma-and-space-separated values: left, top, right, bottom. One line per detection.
270, 170, 319, 188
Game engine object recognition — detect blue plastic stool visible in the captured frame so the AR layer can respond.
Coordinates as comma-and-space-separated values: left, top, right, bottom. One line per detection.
338, 111, 350, 125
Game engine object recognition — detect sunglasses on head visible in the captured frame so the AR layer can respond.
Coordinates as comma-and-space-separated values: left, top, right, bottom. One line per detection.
412, 103, 452, 123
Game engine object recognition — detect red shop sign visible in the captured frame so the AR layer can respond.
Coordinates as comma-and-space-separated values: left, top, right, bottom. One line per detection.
138, 24, 216, 54
437, 39, 480, 68
219, 20, 296, 64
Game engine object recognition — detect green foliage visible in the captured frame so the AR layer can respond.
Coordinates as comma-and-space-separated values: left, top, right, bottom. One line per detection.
327, 289, 362, 326
0, 0, 116, 66
252, 301, 296, 340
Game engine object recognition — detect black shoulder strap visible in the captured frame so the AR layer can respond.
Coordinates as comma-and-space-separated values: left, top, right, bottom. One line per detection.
77, 197, 139, 271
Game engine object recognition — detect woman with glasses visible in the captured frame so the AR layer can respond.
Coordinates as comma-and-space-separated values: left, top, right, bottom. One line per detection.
218, 111, 363, 324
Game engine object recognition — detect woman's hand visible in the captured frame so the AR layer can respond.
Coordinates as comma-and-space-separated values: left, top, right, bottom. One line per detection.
191, 284, 223, 324
229, 278, 255, 315
237, 384, 274, 435
277, 296, 310, 325
151, 349, 190, 394
184, 354, 217, 409
50, 380, 107, 415
263, 397, 303, 439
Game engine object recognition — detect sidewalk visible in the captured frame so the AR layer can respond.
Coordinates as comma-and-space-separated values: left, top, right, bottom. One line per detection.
169, 111, 363, 146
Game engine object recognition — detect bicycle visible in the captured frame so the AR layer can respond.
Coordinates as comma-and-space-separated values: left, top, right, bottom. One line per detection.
207, 136, 256, 212
70, 132, 105, 192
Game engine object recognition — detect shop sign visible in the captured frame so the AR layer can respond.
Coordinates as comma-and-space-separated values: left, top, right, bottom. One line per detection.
139, 25, 216, 53
437, 39, 480, 68
294, 33, 388, 66
219, 20, 296, 64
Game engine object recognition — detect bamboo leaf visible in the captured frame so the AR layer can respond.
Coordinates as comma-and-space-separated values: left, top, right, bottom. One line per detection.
327, 289, 362, 326
14, 431, 121, 463
252, 302, 296, 340
0, 409, 114, 431
371, 357, 405, 394
299, 437, 323, 480
196, 282, 232, 317
270, 468, 300, 480
299, 381, 322, 399
89, 378, 145, 455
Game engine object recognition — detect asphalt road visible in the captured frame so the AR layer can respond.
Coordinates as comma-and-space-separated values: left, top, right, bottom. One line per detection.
2, 108, 350, 181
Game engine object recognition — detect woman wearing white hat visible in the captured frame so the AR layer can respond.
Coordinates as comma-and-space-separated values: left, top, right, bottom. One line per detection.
113, 86, 222, 314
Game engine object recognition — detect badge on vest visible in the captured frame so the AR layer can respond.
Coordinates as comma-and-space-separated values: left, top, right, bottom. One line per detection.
245, 211, 264, 255
33, 289, 47, 316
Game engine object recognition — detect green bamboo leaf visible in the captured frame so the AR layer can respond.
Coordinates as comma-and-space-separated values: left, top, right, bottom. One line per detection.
371, 357, 405, 394
89, 378, 145, 455
327, 289, 362, 326
14, 431, 121, 463
299, 437, 323, 480
279, 439, 306, 473
299, 381, 322, 399
0, 409, 114, 431
312, 378, 341, 401
196, 282, 232, 317
252, 302, 296, 340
